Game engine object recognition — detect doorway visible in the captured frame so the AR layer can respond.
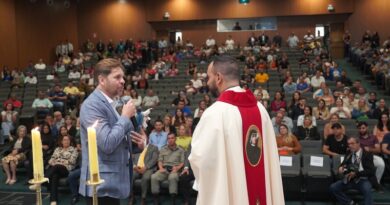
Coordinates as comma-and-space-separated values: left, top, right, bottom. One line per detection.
169, 30, 182, 46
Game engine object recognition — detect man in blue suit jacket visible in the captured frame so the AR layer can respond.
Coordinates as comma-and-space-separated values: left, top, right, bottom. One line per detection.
79, 58, 144, 205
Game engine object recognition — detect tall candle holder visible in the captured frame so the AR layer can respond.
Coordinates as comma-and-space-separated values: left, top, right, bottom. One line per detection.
87, 178, 105, 205
87, 121, 104, 205
29, 177, 48, 205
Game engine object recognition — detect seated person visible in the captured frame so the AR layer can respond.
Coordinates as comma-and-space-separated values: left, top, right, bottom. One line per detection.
276, 124, 302, 156
3, 93, 23, 109
316, 86, 335, 107
351, 98, 370, 120
382, 133, 390, 164
174, 99, 192, 117
1, 125, 31, 185
254, 68, 269, 85
68, 68, 81, 80
330, 98, 351, 119
42, 135, 78, 205
329, 136, 375, 205
1, 103, 18, 144
323, 123, 348, 157
63, 81, 80, 111
32, 91, 53, 118
373, 113, 390, 143
130, 131, 159, 205
283, 76, 297, 95
313, 99, 330, 121
270, 91, 287, 113
272, 109, 294, 135
296, 106, 317, 127
142, 89, 160, 108
296, 76, 311, 93
24, 72, 38, 85
148, 120, 168, 150
48, 84, 67, 113
175, 124, 192, 151
295, 116, 320, 140
151, 133, 185, 205
357, 122, 385, 191
253, 86, 270, 101
310, 70, 325, 90
290, 98, 306, 120
35, 58, 46, 70
371, 98, 389, 120
324, 114, 346, 139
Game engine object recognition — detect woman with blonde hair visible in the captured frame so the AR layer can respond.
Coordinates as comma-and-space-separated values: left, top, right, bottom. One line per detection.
176, 124, 192, 151
276, 124, 301, 156
351, 98, 370, 120
1, 125, 31, 185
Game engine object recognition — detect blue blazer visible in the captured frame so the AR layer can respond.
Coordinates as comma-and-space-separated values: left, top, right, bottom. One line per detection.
79, 89, 134, 199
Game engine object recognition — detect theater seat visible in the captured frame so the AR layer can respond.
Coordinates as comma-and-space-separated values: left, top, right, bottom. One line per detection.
280, 154, 302, 200
302, 154, 332, 200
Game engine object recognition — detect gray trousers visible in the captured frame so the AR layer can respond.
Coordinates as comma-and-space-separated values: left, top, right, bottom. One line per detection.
151, 171, 179, 194
132, 169, 154, 198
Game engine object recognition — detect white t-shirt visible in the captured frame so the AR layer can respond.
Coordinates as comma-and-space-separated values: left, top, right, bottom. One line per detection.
225, 39, 235, 50
35, 63, 46, 70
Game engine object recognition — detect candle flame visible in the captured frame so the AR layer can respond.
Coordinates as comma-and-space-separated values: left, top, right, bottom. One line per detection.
33, 127, 40, 131
92, 120, 99, 128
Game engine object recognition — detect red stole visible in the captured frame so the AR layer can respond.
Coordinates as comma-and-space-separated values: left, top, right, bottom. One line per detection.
218, 89, 267, 205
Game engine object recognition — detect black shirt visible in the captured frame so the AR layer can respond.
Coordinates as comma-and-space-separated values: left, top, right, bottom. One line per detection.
325, 134, 348, 155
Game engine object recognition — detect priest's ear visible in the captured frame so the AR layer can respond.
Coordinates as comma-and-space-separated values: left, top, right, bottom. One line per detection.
215, 72, 223, 85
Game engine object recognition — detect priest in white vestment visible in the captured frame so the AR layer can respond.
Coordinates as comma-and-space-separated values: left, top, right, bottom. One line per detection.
189, 55, 284, 205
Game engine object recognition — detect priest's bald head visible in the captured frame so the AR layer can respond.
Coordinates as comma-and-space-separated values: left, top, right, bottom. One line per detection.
207, 55, 240, 97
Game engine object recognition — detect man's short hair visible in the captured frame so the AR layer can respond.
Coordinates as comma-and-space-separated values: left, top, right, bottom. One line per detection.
357, 121, 368, 128
168, 132, 176, 137
331, 123, 342, 129
154, 119, 163, 125
211, 55, 240, 81
347, 136, 360, 144
94, 58, 124, 82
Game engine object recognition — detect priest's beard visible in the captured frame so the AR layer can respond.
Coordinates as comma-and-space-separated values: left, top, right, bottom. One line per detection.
209, 81, 220, 98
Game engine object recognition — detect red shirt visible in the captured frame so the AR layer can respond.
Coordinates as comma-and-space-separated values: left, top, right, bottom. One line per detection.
3, 99, 22, 108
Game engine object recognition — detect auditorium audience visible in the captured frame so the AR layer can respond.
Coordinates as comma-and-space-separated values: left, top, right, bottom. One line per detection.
2, 31, 390, 203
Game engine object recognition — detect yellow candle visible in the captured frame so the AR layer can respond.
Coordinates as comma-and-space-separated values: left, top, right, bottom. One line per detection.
88, 124, 100, 183
31, 128, 44, 181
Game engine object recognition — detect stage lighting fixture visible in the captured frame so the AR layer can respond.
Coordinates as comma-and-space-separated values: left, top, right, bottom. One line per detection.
239, 0, 250, 5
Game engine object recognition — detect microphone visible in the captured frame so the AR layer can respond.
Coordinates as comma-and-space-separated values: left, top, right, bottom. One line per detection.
119, 97, 139, 132
131, 116, 139, 132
